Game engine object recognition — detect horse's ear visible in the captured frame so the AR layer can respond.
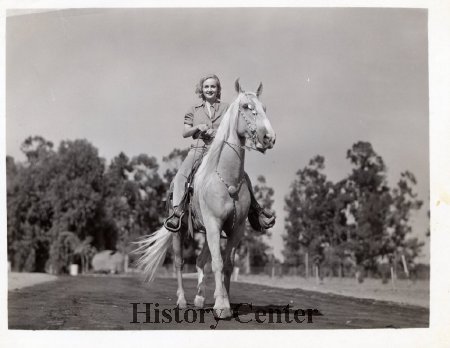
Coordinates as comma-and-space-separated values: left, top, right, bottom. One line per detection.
235, 78, 244, 94
256, 82, 263, 97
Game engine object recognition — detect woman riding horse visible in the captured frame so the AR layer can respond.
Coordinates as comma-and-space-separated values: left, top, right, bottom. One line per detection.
134, 78, 276, 318
164, 74, 275, 232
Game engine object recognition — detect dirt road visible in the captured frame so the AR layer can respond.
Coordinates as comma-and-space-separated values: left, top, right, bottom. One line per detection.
8, 275, 428, 330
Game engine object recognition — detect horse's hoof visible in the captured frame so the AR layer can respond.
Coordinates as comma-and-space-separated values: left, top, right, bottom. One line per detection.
177, 298, 187, 309
194, 295, 205, 308
213, 307, 232, 319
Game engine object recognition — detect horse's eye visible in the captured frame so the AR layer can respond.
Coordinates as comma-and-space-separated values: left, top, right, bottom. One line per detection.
242, 103, 248, 109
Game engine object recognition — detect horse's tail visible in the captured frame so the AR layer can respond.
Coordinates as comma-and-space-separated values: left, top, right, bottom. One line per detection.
131, 227, 173, 283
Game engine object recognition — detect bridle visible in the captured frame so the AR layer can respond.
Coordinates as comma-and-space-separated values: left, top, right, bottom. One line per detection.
223, 97, 261, 152
240, 101, 259, 148
215, 96, 266, 230
216, 97, 264, 192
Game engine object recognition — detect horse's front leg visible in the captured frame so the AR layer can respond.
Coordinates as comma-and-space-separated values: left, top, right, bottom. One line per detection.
223, 222, 245, 298
172, 231, 187, 309
203, 216, 231, 319
194, 235, 211, 308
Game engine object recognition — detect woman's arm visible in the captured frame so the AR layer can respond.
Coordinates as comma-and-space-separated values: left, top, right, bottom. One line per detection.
182, 123, 209, 138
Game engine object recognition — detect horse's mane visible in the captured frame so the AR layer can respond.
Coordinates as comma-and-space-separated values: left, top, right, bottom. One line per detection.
193, 93, 243, 197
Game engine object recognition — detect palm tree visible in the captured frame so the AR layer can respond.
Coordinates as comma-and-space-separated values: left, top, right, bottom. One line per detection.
48, 231, 96, 274
74, 236, 97, 274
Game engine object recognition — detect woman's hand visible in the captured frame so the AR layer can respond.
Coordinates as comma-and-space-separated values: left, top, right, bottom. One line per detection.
182, 123, 213, 139
205, 129, 216, 138
183, 123, 208, 138
197, 124, 209, 132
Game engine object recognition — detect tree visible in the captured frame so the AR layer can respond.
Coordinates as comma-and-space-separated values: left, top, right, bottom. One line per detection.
162, 148, 190, 184
7, 136, 172, 273
282, 141, 426, 278
128, 154, 166, 237
103, 152, 133, 253
47, 231, 96, 274
73, 236, 97, 274
6, 156, 19, 264
384, 171, 424, 273
104, 153, 166, 255
20, 135, 54, 165
7, 137, 105, 272
7, 137, 56, 271
345, 141, 392, 272
239, 175, 275, 273
320, 178, 359, 277
283, 156, 342, 277
346, 141, 386, 192
47, 139, 106, 241
283, 156, 332, 275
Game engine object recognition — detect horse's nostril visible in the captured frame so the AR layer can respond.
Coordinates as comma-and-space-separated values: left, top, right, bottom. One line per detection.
264, 133, 275, 146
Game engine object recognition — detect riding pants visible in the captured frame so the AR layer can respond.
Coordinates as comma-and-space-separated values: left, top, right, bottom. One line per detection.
172, 145, 208, 207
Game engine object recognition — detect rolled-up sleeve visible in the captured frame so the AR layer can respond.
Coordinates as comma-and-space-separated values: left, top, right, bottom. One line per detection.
184, 108, 194, 126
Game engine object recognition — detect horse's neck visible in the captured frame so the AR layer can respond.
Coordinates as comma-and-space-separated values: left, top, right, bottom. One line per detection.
216, 133, 245, 184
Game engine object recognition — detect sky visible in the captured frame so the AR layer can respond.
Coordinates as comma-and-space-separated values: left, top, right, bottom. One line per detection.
5, 8, 429, 262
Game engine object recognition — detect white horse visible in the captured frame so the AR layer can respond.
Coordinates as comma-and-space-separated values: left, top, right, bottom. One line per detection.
133, 79, 276, 319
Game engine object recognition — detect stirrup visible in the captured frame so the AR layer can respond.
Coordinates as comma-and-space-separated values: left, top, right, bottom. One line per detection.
164, 209, 185, 232
248, 205, 275, 231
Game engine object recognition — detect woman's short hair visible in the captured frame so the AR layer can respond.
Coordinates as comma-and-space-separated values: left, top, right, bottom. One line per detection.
195, 74, 222, 100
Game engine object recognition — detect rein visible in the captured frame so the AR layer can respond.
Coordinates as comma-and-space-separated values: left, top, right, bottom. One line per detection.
213, 100, 260, 231
215, 101, 259, 194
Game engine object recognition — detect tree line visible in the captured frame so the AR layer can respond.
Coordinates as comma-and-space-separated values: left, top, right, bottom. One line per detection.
6, 136, 425, 277
282, 141, 425, 278
6, 136, 274, 274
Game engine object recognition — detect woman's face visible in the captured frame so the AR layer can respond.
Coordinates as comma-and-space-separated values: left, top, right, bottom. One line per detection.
202, 78, 219, 102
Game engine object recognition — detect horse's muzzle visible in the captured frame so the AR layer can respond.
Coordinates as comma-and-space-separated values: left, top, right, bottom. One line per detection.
256, 132, 276, 153
263, 132, 276, 149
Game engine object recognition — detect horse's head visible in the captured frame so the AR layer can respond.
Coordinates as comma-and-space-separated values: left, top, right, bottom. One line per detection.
235, 79, 276, 153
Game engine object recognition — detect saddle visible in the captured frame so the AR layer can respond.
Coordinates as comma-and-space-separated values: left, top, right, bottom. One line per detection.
165, 159, 275, 237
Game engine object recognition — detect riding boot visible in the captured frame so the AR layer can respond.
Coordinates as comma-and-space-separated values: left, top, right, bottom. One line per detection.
248, 201, 276, 231
164, 206, 185, 232
244, 173, 276, 231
